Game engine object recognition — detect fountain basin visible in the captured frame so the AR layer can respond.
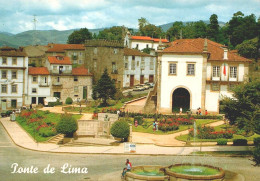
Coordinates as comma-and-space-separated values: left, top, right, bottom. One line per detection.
126, 165, 169, 181
165, 164, 225, 181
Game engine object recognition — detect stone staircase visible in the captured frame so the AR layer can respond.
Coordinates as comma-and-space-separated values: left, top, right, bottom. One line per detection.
47, 133, 65, 144
143, 81, 157, 113
60, 137, 119, 147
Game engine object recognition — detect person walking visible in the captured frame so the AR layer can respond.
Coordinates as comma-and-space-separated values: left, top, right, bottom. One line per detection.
153, 121, 156, 132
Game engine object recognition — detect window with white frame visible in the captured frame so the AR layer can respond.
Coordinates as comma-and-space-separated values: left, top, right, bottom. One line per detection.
187, 64, 195, 75
2, 57, 7, 64
11, 71, 17, 79
140, 59, 145, 70
1, 84, 7, 93
1, 70, 7, 79
150, 59, 154, 70
169, 63, 177, 75
11, 84, 17, 93
213, 66, 220, 77
125, 62, 128, 70
131, 60, 135, 70
230, 66, 237, 78
12, 58, 17, 65
32, 88, 37, 93
32, 76, 37, 83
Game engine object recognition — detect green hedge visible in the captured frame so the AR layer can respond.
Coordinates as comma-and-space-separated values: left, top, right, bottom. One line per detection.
56, 114, 78, 137
134, 116, 143, 125
122, 112, 222, 120
217, 138, 228, 145
48, 101, 62, 107
233, 139, 247, 146
254, 137, 260, 146
65, 97, 73, 104
110, 121, 130, 140
39, 127, 56, 137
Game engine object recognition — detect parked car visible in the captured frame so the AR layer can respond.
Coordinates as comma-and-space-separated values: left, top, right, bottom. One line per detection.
145, 82, 154, 88
44, 97, 59, 106
133, 85, 145, 91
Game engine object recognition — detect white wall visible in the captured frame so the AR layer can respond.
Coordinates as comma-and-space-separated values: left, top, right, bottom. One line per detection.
160, 54, 204, 111
123, 56, 156, 87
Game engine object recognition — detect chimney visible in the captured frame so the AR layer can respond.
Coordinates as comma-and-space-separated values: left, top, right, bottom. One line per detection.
203, 39, 208, 52
223, 48, 228, 60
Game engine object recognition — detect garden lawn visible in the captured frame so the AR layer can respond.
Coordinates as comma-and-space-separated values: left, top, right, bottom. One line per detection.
16, 111, 82, 142
176, 124, 260, 142
122, 118, 218, 135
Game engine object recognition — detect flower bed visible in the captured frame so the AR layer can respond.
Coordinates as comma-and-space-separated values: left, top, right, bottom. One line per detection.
189, 125, 235, 139
158, 117, 194, 132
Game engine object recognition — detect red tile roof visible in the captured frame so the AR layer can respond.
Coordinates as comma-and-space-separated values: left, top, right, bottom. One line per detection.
46, 44, 85, 53
72, 67, 92, 76
28, 67, 49, 75
47, 56, 72, 65
163, 38, 251, 62
131, 36, 169, 43
124, 48, 152, 57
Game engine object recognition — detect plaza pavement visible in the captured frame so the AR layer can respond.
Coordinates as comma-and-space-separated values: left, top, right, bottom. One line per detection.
0, 117, 254, 155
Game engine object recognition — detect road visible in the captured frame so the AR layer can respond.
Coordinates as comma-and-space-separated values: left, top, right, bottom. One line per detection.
0, 123, 260, 181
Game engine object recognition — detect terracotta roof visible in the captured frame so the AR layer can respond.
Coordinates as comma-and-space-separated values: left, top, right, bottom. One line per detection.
46, 44, 85, 53
28, 67, 49, 75
124, 48, 152, 57
163, 38, 251, 62
0, 46, 16, 51
47, 56, 72, 65
72, 67, 92, 76
131, 36, 169, 43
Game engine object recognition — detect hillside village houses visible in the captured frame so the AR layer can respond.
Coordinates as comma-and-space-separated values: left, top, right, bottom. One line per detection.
0, 35, 251, 114
144, 38, 251, 114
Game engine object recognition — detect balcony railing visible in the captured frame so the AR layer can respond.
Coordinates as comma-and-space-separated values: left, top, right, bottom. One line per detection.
39, 82, 49, 87
51, 70, 72, 74
52, 82, 62, 86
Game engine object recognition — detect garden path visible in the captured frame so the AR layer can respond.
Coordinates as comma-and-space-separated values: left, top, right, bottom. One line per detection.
132, 120, 225, 146
39, 106, 93, 120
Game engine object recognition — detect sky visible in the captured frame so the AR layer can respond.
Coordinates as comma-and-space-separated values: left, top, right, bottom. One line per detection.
0, 0, 259, 34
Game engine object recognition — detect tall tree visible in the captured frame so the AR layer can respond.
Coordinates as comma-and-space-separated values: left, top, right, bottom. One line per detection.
97, 26, 124, 41
141, 24, 163, 38
227, 12, 258, 47
67, 28, 92, 44
138, 17, 149, 35
222, 78, 260, 134
92, 69, 116, 106
193, 21, 207, 38
166, 21, 184, 41
207, 14, 219, 41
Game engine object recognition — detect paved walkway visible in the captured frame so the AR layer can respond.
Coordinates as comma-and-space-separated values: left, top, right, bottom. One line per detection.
39, 106, 93, 120
0, 117, 253, 155
132, 120, 225, 146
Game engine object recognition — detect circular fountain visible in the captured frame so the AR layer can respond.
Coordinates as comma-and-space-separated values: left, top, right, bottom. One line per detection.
125, 166, 169, 181
165, 164, 225, 180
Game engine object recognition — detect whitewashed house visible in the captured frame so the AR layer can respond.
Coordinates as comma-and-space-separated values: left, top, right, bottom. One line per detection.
124, 33, 169, 51
27, 67, 51, 105
0, 47, 28, 111
123, 48, 156, 87
149, 38, 251, 114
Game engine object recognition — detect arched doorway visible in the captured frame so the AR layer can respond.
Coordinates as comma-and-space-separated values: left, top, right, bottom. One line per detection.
172, 88, 190, 112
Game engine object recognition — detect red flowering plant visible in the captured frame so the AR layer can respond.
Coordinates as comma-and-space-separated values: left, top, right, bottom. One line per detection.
158, 118, 179, 132
175, 117, 194, 125
189, 125, 235, 139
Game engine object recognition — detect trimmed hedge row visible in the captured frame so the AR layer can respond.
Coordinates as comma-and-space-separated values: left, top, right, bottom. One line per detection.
233, 139, 247, 146
122, 112, 222, 120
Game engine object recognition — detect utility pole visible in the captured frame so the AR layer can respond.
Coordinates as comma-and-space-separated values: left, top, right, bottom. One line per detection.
32, 15, 37, 45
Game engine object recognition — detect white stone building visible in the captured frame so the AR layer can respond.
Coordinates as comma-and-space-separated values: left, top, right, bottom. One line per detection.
124, 33, 169, 51
0, 47, 28, 111
151, 38, 251, 114
27, 67, 51, 105
123, 48, 156, 87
